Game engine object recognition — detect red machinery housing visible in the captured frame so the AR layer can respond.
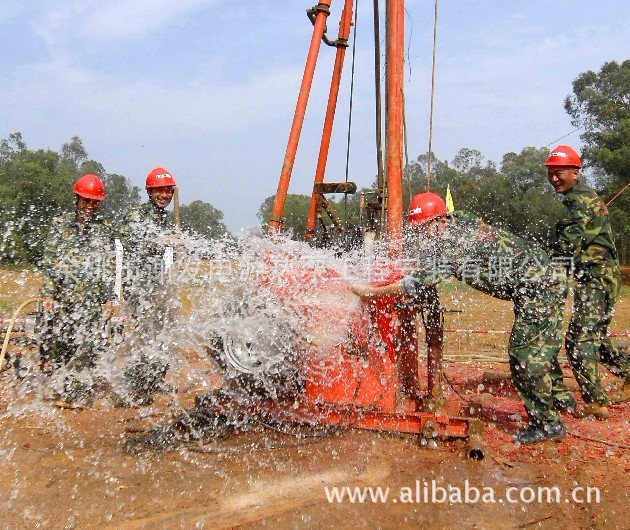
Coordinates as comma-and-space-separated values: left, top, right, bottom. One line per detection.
202, 0, 480, 449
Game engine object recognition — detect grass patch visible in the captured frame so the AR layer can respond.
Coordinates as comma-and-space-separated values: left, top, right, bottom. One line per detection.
0, 261, 35, 272
437, 279, 476, 294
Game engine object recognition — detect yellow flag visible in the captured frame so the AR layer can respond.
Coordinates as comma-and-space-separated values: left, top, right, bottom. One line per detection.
445, 185, 455, 212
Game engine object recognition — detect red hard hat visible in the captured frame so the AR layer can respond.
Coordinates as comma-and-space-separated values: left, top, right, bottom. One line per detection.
407, 192, 448, 226
73, 174, 105, 201
145, 167, 176, 188
543, 145, 582, 168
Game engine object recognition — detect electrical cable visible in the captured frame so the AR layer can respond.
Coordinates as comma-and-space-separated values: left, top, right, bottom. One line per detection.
606, 181, 629, 206
425, 0, 439, 191
544, 104, 623, 148
567, 430, 630, 450
372, 0, 384, 194
543, 127, 583, 148
343, 0, 360, 226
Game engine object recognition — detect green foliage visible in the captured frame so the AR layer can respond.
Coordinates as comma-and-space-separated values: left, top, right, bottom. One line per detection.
257, 146, 564, 250
0, 133, 229, 267
0, 133, 138, 266
180, 200, 228, 239
0, 133, 74, 264
400, 152, 458, 209
257, 192, 363, 241
605, 189, 630, 265
402, 147, 563, 246
257, 194, 313, 239
565, 59, 630, 263
100, 173, 141, 225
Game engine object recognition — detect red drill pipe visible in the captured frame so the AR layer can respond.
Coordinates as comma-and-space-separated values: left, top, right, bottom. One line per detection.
385, 0, 404, 255
269, 1, 332, 233
305, 0, 355, 241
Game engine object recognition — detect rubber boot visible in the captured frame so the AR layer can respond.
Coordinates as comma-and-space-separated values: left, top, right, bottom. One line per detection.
514, 419, 566, 445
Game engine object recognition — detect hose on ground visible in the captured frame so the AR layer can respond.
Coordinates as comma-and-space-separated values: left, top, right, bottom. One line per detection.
0, 298, 41, 372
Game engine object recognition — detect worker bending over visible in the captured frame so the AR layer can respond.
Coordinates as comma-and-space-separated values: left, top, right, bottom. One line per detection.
352, 193, 572, 444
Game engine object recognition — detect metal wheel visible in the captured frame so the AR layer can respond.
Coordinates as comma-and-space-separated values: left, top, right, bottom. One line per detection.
206, 314, 304, 397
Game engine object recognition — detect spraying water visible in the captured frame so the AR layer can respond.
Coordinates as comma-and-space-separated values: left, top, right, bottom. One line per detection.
1, 218, 400, 440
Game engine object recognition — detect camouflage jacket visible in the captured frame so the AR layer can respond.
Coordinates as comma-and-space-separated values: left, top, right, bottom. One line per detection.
401, 211, 560, 301
552, 180, 619, 274
40, 213, 115, 308
119, 201, 175, 246
118, 201, 177, 289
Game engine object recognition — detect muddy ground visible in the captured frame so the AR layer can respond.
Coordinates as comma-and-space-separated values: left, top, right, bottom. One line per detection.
0, 269, 628, 529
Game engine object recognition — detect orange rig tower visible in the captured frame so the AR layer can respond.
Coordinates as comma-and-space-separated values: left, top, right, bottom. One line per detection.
200, 0, 483, 456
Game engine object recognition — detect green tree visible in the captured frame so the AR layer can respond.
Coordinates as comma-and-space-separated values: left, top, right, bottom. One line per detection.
254, 141, 618, 255
60, 136, 89, 172
401, 152, 456, 204
498, 147, 564, 245
257, 194, 311, 239
180, 200, 228, 239
0, 134, 73, 264
565, 59, 630, 263
100, 173, 141, 224
452, 148, 487, 176
257, 192, 362, 242
501, 147, 551, 193
0, 133, 140, 266
404, 148, 562, 246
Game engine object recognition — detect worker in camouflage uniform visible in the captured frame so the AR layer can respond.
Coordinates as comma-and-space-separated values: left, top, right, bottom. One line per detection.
352, 192, 572, 444
117, 167, 182, 404
40, 174, 115, 403
545, 145, 629, 419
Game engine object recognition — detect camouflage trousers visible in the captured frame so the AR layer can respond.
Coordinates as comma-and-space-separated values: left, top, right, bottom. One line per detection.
122, 285, 175, 396
39, 305, 106, 370
39, 305, 109, 402
551, 266, 628, 405
508, 277, 568, 425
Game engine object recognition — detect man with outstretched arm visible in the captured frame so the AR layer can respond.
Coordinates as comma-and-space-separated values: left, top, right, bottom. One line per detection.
352, 192, 572, 444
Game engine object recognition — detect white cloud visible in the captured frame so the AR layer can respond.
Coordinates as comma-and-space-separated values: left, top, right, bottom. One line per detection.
2, 55, 301, 138
31, 0, 219, 56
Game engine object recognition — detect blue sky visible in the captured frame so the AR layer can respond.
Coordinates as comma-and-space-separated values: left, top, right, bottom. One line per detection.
0, 1, 628, 231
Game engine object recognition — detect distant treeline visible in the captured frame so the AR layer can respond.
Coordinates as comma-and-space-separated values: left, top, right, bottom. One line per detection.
0, 133, 228, 266
258, 145, 629, 264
